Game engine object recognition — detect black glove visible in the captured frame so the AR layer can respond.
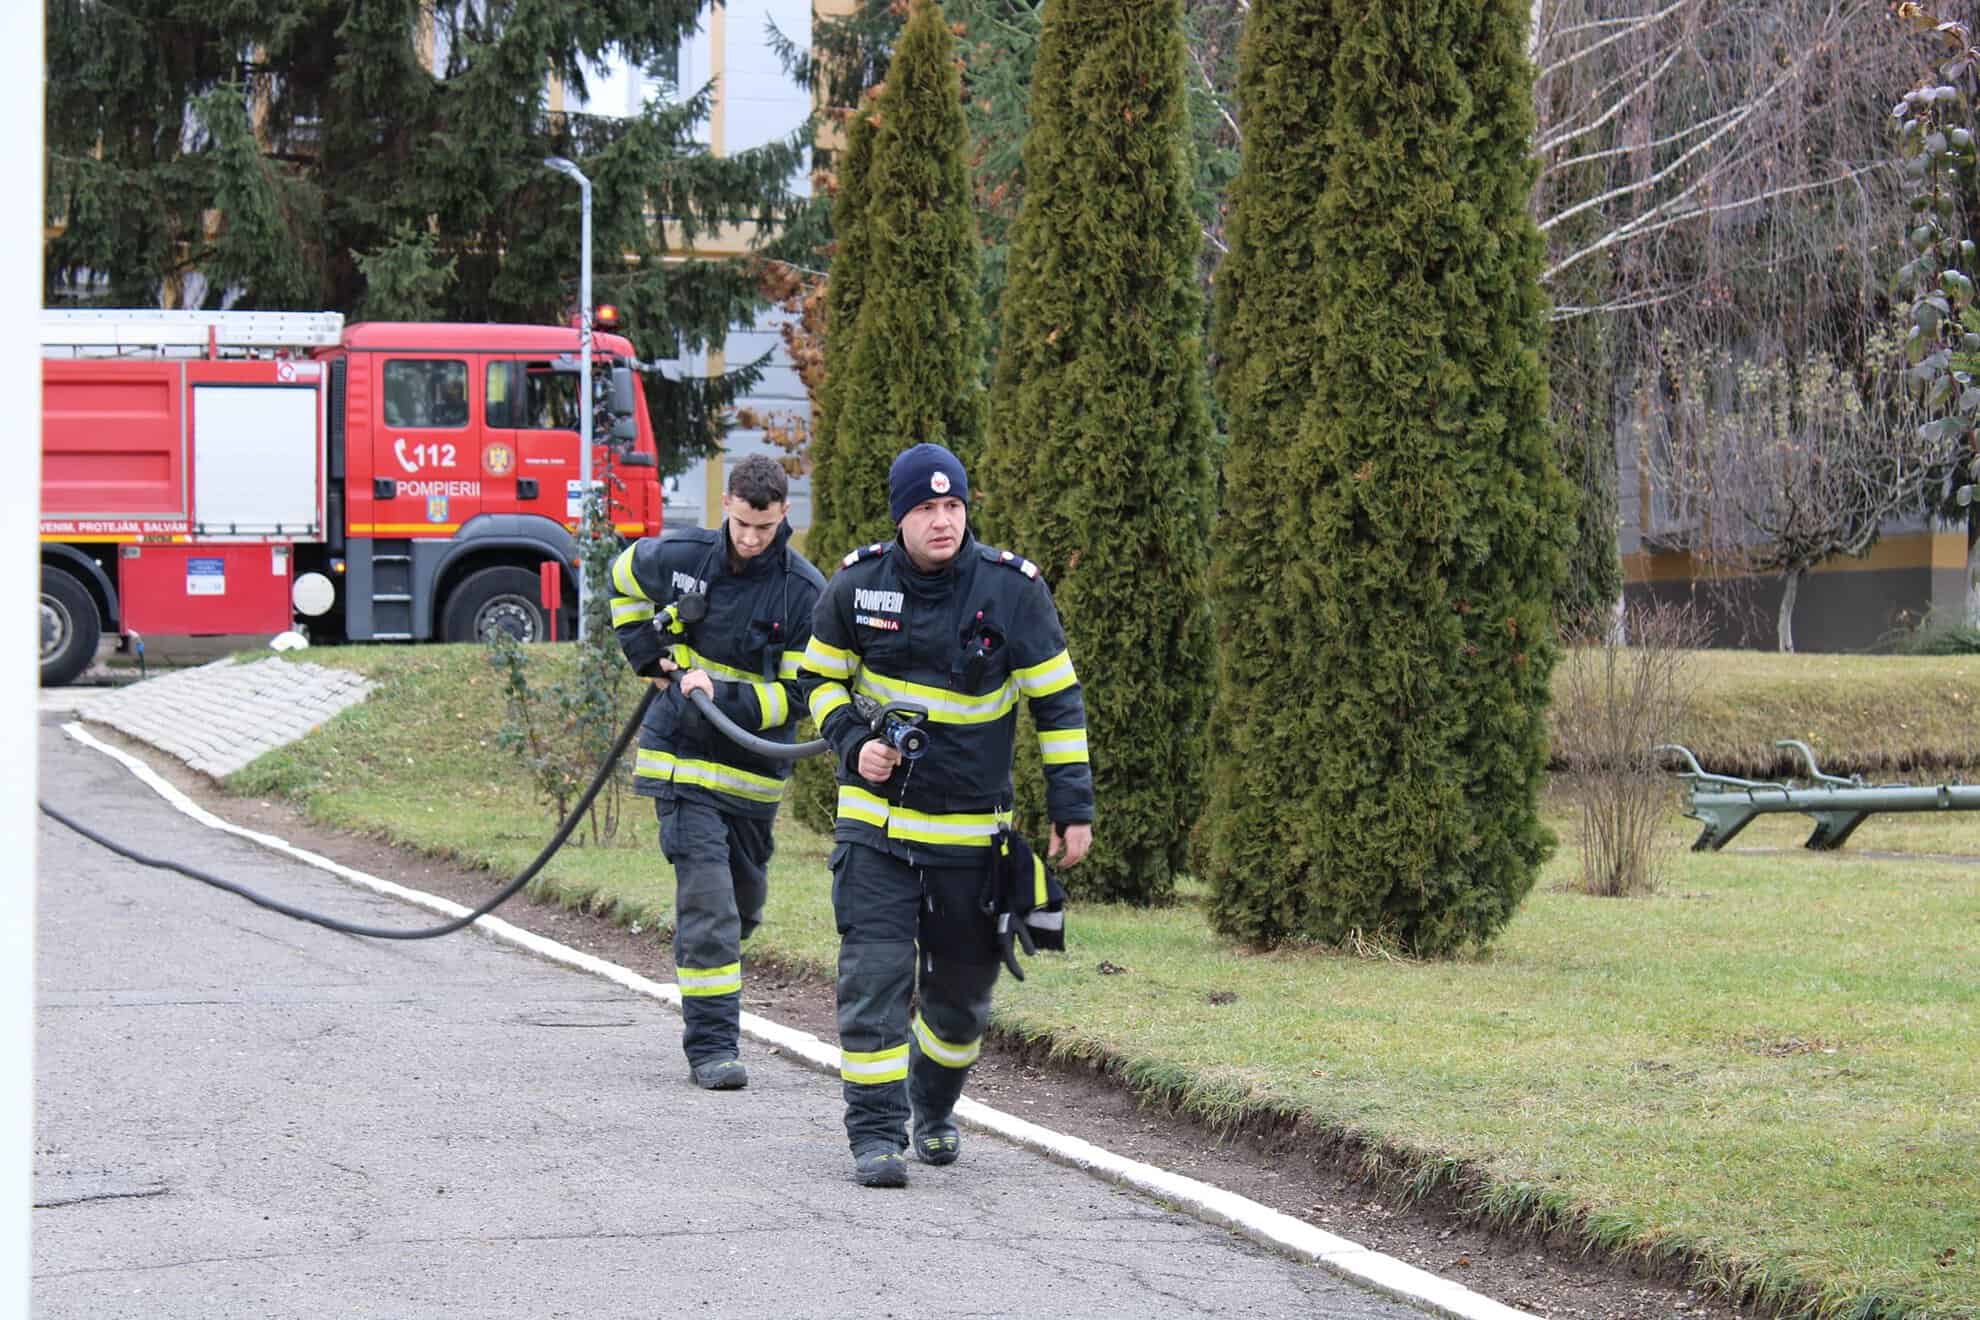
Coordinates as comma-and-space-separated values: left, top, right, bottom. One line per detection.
995, 910, 1038, 981
985, 826, 1065, 981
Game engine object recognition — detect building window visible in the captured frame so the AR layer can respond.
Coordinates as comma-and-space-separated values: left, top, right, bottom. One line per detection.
384, 359, 468, 428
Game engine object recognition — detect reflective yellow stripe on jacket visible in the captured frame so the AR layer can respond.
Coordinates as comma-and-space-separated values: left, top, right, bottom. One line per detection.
610, 545, 655, 626
754, 681, 789, 730
1037, 727, 1089, 765
801, 636, 856, 679
1014, 648, 1077, 697
635, 750, 785, 804
853, 669, 1016, 726
667, 644, 790, 727
836, 785, 1009, 847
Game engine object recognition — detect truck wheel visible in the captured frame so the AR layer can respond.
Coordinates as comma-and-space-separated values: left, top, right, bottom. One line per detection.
442, 566, 550, 644
41, 566, 102, 687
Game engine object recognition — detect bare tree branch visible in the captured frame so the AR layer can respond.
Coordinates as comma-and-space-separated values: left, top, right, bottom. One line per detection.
1544, 167, 1890, 284
1536, 0, 1693, 81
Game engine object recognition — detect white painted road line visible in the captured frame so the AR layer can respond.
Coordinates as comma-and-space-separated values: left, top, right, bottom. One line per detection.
56, 720, 1536, 1320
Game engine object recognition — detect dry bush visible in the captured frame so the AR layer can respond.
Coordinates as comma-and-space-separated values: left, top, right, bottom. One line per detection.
1551, 603, 1707, 896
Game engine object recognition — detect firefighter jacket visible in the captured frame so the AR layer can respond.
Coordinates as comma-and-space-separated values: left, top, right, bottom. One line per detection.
610, 521, 826, 820
796, 533, 1094, 867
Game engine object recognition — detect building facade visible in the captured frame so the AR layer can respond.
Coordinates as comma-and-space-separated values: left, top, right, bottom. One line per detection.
564, 0, 822, 534
1616, 427, 1975, 650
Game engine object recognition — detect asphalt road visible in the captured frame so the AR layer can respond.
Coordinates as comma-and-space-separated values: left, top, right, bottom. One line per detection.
32, 719, 1433, 1320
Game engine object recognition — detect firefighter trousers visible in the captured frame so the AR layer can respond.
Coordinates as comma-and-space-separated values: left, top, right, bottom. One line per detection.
656, 798, 772, 1066
829, 841, 1001, 1156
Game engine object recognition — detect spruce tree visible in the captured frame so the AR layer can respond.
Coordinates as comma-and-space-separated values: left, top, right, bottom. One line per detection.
982, 0, 1215, 905
819, 0, 986, 557
1204, 0, 1574, 955
44, 0, 805, 470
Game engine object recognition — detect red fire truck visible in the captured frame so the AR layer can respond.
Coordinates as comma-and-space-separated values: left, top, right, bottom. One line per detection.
39, 309, 664, 686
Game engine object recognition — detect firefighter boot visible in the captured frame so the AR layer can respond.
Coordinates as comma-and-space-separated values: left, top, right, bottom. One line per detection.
910, 1060, 966, 1163
851, 1147, 909, 1188
908, 1050, 968, 1166
690, 1058, 748, 1090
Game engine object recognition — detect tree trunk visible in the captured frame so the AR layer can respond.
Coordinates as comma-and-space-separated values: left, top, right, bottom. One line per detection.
1966, 512, 1978, 628
1778, 566, 1802, 652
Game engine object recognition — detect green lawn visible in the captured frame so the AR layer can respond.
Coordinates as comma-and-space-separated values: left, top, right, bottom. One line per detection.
231, 643, 1980, 1318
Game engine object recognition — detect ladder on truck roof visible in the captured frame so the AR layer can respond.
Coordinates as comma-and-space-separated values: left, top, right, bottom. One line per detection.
39, 308, 346, 356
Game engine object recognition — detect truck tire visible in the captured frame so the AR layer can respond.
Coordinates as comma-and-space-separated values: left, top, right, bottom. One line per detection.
442, 566, 550, 644
41, 565, 102, 687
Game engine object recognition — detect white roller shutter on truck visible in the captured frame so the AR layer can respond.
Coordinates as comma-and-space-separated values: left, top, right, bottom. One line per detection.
191, 384, 321, 537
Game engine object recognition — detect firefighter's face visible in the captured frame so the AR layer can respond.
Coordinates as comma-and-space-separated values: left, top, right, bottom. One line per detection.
899, 496, 967, 569
723, 496, 786, 560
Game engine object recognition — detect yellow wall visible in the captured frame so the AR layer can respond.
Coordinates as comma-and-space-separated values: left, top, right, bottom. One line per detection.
1624, 530, 1964, 585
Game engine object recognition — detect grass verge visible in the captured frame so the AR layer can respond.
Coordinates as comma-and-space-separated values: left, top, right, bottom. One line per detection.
1616, 650, 1977, 778
230, 643, 1979, 1318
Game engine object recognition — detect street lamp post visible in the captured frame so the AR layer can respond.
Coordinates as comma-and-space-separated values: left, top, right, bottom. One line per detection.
543, 156, 593, 641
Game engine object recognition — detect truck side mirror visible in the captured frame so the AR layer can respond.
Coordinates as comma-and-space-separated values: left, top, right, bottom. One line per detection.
609, 366, 637, 418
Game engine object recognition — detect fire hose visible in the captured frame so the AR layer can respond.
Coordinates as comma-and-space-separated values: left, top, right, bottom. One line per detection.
40, 677, 925, 940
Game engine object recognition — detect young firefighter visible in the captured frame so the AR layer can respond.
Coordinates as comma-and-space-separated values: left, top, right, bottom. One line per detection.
610, 454, 826, 1090
796, 442, 1094, 1187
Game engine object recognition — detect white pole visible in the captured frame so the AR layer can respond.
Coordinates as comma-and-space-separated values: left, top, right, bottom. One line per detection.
3, 1, 41, 1307
545, 157, 594, 641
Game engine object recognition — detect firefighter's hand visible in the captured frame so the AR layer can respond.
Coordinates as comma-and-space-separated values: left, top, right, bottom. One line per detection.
650, 658, 681, 690
856, 738, 902, 785
1050, 823, 1092, 868
676, 668, 713, 700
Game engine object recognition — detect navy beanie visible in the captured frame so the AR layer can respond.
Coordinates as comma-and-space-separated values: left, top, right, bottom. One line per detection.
888, 443, 970, 524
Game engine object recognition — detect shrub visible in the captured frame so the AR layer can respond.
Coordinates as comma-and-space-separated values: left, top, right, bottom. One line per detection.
1552, 605, 1705, 896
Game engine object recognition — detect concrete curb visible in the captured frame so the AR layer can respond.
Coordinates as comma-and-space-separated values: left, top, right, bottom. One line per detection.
57, 719, 1537, 1320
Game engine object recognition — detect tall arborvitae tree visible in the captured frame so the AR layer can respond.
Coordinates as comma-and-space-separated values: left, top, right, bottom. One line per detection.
982, 0, 1214, 905
805, 107, 882, 570
786, 106, 879, 834
817, 0, 986, 557
1204, 0, 1573, 955
1199, 0, 1338, 935
44, 0, 805, 471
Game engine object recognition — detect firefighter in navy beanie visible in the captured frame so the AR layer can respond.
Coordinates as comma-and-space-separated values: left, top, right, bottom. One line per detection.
796, 441, 1096, 1188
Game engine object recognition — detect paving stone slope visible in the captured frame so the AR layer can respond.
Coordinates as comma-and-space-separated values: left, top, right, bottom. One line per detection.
78, 657, 371, 779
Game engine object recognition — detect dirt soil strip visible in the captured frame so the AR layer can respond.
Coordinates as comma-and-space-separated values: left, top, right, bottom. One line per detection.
54, 715, 1752, 1320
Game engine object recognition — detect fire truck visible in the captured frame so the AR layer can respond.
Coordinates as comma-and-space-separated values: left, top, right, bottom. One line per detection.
39, 309, 664, 686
